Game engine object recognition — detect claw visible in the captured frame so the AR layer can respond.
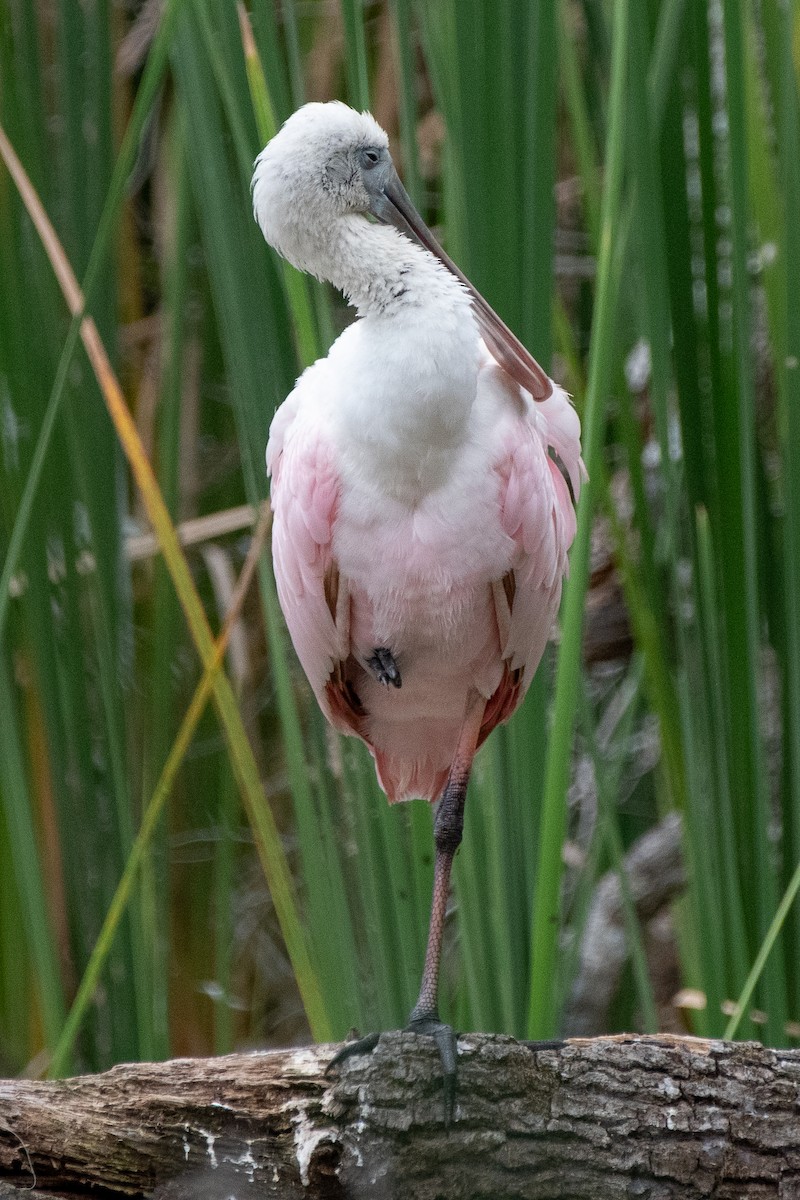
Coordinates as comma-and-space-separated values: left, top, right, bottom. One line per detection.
367, 647, 402, 688
521, 1038, 565, 1053
325, 1031, 381, 1075
324, 1020, 459, 1126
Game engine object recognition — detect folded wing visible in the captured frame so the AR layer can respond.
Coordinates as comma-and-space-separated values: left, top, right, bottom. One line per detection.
268, 386, 366, 739
483, 367, 584, 744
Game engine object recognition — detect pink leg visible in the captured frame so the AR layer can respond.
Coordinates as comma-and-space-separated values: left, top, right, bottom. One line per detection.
411, 688, 486, 1022
403, 690, 486, 1122
327, 689, 486, 1124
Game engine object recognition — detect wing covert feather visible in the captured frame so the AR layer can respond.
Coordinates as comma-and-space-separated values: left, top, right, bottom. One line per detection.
493, 377, 583, 689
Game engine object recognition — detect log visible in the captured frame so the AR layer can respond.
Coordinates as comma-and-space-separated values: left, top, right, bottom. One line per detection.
1, 1033, 800, 1199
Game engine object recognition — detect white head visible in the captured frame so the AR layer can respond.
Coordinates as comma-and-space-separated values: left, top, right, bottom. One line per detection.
252, 102, 552, 399
252, 102, 392, 275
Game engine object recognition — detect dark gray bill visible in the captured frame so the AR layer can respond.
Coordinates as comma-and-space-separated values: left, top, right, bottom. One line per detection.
371, 166, 552, 402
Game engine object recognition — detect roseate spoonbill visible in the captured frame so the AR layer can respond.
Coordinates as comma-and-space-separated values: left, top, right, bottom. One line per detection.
252, 102, 584, 1119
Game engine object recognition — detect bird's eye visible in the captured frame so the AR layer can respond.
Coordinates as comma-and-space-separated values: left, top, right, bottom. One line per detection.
361, 148, 381, 168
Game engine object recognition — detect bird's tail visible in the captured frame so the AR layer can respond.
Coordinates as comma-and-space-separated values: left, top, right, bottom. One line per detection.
373, 749, 450, 805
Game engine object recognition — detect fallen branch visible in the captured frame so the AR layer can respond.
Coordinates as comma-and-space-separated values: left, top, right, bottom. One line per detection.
1, 1033, 799, 1199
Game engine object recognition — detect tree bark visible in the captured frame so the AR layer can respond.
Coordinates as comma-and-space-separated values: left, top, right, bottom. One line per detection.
1, 1033, 799, 1199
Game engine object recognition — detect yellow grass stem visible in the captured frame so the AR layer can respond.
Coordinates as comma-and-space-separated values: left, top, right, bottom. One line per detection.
0, 124, 331, 1046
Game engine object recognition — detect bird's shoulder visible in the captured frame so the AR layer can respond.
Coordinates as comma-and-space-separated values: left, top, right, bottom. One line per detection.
267, 356, 338, 473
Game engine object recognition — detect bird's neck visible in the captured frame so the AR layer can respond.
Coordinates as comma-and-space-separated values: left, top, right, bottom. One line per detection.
314, 216, 467, 319
323, 220, 483, 506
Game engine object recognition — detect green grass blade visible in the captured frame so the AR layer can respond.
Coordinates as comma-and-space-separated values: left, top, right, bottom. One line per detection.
172, 5, 341, 1038
281, 0, 306, 109
526, 0, 629, 1040
560, 5, 601, 250
238, 4, 322, 367
139, 102, 195, 1064
49, 508, 278, 1072
719, 0, 784, 1042
627, 2, 679, 544
2, 120, 331, 1048
0, 0, 183, 646
339, 0, 371, 111
520, 0, 557, 354
776, 0, 800, 1029
388, 0, 423, 205
724, 854, 800, 1041
0, 651, 67, 1057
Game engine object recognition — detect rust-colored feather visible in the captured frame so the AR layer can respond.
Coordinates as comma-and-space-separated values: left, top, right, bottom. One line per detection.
325, 657, 369, 739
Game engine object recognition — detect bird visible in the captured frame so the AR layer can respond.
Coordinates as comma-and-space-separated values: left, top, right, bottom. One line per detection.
252, 101, 584, 1120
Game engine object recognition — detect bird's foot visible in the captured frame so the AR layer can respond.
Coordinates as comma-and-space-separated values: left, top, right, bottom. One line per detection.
325, 1011, 458, 1126
367, 647, 402, 688
405, 1011, 458, 1125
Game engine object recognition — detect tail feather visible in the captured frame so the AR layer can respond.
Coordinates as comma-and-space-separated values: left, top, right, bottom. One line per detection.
373, 750, 450, 804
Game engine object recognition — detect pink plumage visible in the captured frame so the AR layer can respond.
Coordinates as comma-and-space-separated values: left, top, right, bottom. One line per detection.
254, 101, 585, 1096
268, 344, 583, 803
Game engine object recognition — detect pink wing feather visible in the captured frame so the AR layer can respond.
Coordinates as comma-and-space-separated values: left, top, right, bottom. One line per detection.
267, 390, 361, 736
480, 370, 584, 744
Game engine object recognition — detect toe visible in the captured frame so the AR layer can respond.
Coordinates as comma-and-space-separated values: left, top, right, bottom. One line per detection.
325, 1031, 381, 1075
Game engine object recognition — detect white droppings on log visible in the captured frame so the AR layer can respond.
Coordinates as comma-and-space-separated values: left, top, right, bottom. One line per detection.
202, 1130, 217, 1169
292, 1106, 339, 1188
3, 1035, 800, 1198
227, 1143, 256, 1183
